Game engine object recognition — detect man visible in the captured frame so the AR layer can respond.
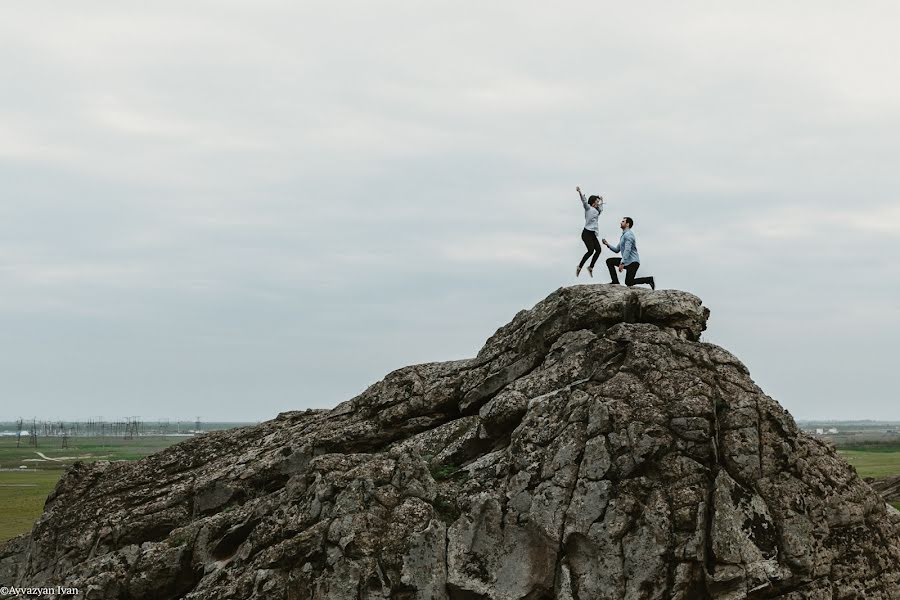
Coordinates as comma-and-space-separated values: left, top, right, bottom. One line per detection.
602, 217, 655, 289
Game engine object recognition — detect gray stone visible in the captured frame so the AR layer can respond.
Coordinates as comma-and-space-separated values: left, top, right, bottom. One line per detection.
2, 285, 899, 599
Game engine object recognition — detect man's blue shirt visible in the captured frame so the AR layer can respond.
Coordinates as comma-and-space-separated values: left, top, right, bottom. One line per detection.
606, 229, 640, 265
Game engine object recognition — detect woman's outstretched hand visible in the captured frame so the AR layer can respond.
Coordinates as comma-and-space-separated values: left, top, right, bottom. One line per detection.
576, 186, 581, 193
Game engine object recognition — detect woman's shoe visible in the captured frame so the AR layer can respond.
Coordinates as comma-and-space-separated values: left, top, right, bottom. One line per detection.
587, 267, 593, 277
576, 266, 582, 277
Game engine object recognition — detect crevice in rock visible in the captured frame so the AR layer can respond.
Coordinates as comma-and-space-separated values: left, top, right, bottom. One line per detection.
561, 534, 596, 600
460, 353, 545, 415
259, 473, 290, 494
447, 584, 490, 600
704, 390, 726, 585
210, 519, 259, 561
622, 291, 642, 323
186, 476, 196, 521
316, 411, 462, 455
116, 520, 182, 549
443, 523, 451, 597
754, 397, 765, 479
552, 426, 589, 595
589, 346, 628, 384
172, 543, 205, 600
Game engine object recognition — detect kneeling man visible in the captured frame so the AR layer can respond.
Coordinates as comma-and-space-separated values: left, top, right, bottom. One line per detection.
602, 217, 655, 289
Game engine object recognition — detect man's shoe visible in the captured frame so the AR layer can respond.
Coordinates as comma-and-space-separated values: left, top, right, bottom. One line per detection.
576, 266, 581, 277
649, 277, 656, 290
587, 267, 593, 277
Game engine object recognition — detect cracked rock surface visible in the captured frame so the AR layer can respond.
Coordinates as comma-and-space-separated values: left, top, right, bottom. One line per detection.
2, 285, 899, 599
868, 476, 900, 506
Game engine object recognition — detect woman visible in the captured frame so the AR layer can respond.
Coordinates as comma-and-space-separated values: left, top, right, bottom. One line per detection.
575, 185, 604, 277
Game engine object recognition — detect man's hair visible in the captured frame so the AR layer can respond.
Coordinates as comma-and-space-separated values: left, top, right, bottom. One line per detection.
623, 217, 634, 228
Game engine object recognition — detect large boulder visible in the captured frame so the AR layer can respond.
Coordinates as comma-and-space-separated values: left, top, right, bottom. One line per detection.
2, 285, 899, 599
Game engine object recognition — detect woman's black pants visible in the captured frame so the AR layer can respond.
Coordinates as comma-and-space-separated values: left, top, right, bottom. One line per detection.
579, 229, 602, 268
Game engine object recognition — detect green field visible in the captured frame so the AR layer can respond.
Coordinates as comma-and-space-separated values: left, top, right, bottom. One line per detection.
0, 470, 61, 542
838, 446, 900, 478
837, 447, 900, 516
0, 435, 190, 543
0, 436, 187, 470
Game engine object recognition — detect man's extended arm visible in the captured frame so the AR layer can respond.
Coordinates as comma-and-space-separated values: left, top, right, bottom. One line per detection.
603, 236, 621, 253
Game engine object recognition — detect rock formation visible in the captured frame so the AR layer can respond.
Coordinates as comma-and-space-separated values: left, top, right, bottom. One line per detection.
867, 476, 900, 506
2, 285, 899, 599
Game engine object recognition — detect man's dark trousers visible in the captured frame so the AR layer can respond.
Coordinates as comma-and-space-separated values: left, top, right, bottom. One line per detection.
606, 258, 653, 286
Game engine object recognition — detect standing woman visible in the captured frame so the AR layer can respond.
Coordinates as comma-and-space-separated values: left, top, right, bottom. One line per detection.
575, 185, 604, 277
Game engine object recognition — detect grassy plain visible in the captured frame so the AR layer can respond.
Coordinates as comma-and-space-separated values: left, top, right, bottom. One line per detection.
839, 446, 900, 513
0, 470, 61, 542
837, 446, 900, 478
0, 435, 189, 543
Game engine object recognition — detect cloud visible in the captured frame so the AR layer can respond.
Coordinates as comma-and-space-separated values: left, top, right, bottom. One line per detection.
745, 204, 900, 239
439, 233, 569, 266
1, 2, 899, 420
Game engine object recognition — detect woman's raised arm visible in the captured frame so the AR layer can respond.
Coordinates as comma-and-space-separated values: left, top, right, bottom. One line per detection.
576, 186, 588, 209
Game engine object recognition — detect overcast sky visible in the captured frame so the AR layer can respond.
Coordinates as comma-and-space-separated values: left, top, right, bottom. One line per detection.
2, 2, 898, 422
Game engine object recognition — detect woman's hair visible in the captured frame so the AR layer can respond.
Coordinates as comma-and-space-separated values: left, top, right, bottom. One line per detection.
588, 195, 602, 206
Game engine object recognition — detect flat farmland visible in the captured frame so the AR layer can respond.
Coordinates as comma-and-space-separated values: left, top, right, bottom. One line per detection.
0, 435, 189, 543
0, 470, 62, 542
838, 446, 900, 479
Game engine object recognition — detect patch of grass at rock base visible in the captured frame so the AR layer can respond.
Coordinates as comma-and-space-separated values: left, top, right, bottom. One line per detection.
433, 494, 461, 524
429, 463, 460, 481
